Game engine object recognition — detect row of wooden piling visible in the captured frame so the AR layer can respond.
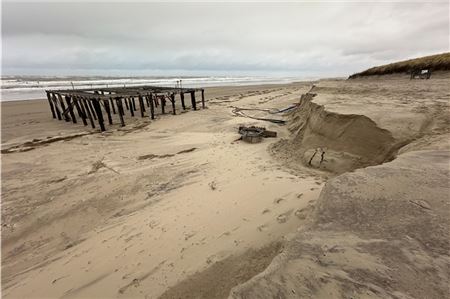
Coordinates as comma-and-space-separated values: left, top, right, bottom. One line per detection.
45, 89, 205, 132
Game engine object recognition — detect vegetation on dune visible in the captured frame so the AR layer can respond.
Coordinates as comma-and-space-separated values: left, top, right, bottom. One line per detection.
349, 52, 450, 78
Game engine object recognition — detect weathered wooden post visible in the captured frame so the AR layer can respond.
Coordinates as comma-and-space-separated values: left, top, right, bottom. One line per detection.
161, 96, 166, 114
51, 93, 62, 120
190, 91, 197, 110
65, 95, 77, 124
116, 97, 126, 127
46, 91, 56, 118
128, 98, 135, 117
131, 97, 137, 111
138, 95, 145, 117
147, 94, 155, 120
82, 98, 95, 128
57, 93, 70, 122
201, 89, 205, 109
171, 93, 176, 115
110, 98, 116, 114
103, 99, 113, 125
87, 100, 97, 120
180, 92, 186, 110
92, 99, 106, 132
125, 98, 129, 110
73, 97, 88, 126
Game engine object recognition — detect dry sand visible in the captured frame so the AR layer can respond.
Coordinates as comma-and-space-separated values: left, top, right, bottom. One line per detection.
2, 75, 449, 299
2, 82, 325, 298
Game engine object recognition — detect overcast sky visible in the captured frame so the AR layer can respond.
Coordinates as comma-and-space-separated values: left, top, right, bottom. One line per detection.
2, 1, 449, 77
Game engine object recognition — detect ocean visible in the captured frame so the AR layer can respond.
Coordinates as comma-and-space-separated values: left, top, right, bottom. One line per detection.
0, 76, 302, 101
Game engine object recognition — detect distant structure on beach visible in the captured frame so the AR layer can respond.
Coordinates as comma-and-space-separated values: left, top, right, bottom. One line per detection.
45, 85, 206, 131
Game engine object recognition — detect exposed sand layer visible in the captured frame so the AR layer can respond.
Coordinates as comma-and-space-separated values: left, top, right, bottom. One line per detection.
2, 83, 325, 298
271, 75, 450, 174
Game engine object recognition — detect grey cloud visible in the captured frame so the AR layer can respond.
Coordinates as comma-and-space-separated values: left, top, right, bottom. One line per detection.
2, 2, 449, 76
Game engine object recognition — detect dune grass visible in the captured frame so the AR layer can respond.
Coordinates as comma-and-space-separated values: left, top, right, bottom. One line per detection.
349, 52, 450, 78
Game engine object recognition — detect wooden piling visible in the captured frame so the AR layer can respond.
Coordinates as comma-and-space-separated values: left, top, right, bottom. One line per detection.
88, 100, 97, 120
116, 98, 126, 127
161, 96, 166, 114
92, 99, 106, 132
82, 98, 95, 128
110, 98, 116, 114
170, 93, 176, 115
46, 91, 56, 118
191, 91, 197, 110
57, 93, 70, 122
131, 97, 137, 111
51, 93, 62, 120
45, 85, 206, 132
138, 95, 145, 117
104, 99, 113, 125
180, 92, 186, 110
201, 89, 205, 109
128, 98, 135, 117
65, 96, 77, 124
147, 94, 155, 120
74, 97, 88, 126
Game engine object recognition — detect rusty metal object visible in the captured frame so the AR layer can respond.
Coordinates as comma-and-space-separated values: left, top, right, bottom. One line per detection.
238, 126, 277, 143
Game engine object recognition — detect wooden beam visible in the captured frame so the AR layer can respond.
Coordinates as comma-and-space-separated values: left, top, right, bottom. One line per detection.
92, 99, 106, 132
103, 99, 113, 125
46, 91, 56, 119
161, 96, 166, 114
82, 98, 95, 128
128, 98, 135, 117
51, 93, 62, 120
138, 95, 145, 117
110, 98, 116, 114
180, 92, 186, 110
131, 97, 137, 111
170, 93, 176, 115
74, 97, 88, 126
191, 91, 197, 110
201, 89, 205, 109
57, 93, 70, 122
147, 94, 155, 120
88, 100, 97, 120
116, 98, 126, 127
65, 96, 77, 124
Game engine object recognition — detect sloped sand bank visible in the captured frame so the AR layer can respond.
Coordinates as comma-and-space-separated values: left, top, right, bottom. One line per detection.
271, 92, 401, 174
230, 150, 450, 299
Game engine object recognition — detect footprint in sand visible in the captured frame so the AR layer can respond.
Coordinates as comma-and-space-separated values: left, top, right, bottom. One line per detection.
276, 209, 293, 223
257, 224, 268, 232
274, 198, 285, 204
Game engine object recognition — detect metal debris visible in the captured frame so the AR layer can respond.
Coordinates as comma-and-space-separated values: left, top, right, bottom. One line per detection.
238, 126, 277, 143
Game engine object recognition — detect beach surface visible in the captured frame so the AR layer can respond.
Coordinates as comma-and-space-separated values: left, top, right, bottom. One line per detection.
2, 76, 449, 298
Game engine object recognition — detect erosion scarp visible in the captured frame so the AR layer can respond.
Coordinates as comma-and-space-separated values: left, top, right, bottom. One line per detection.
271, 92, 404, 174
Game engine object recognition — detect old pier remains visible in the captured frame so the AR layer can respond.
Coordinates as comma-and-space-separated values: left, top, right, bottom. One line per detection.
45, 86, 206, 131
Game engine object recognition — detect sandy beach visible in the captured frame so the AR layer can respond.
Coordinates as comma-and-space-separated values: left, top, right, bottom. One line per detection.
2, 82, 324, 298
2, 72, 449, 298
